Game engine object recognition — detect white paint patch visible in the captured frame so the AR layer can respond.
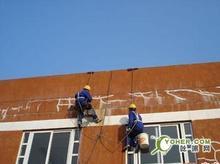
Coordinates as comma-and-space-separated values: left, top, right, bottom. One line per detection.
129, 90, 163, 105
1, 108, 9, 120
155, 90, 163, 104
56, 97, 75, 112
93, 95, 114, 109
198, 140, 220, 163
165, 90, 186, 102
129, 91, 153, 106
11, 106, 23, 112
0, 95, 119, 120
1, 86, 220, 120
0, 108, 220, 131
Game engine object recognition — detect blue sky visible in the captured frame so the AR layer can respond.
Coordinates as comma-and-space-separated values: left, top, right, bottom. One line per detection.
0, 0, 220, 80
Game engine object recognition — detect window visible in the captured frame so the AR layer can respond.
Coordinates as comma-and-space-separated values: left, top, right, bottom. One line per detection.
16, 129, 80, 164
126, 122, 196, 164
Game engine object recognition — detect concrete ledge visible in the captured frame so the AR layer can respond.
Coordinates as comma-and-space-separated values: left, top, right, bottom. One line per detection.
0, 108, 220, 131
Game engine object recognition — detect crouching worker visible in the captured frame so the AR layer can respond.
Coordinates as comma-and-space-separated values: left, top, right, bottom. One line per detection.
75, 85, 101, 128
124, 103, 144, 151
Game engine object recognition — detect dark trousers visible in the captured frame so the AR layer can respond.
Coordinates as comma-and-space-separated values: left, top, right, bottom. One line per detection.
75, 102, 98, 124
127, 128, 143, 147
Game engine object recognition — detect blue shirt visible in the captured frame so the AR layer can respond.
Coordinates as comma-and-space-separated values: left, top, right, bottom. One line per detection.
128, 110, 143, 131
75, 89, 92, 105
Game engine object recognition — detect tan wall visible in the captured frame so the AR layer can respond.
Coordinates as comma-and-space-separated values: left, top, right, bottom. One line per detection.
79, 125, 126, 164
192, 119, 220, 163
0, 62, 220, 122
0, 131, 22, 164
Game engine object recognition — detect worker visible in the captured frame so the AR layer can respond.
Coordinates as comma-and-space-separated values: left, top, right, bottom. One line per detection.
75, 85, 101, 127
124, 103, 144, 151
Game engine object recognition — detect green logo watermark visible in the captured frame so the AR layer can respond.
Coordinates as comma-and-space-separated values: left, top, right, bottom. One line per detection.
151, 135, 211, 155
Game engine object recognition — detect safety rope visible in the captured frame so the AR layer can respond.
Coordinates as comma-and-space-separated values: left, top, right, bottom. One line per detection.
131, 70, 134, 102
87, 72, 94, 85
96, 117, 140, 153
117, 120, 138, 146
77, 71, 95, 164
101, 71, 112, 126
127, 68, 138, 103
81, 71, 113, 164
96, 68, 141, 153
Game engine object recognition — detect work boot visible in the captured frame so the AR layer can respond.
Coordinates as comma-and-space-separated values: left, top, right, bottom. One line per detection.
94, 118, 102, 123
78, 123, 81, 128
78, 120, 82, 128
134, 145, 140, 153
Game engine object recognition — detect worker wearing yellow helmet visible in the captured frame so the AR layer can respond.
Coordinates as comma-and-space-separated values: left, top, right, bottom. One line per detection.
75, 85, 101, 127
129, 103, 136, 109
124, 103, 143, 151
83, 85, 91, 91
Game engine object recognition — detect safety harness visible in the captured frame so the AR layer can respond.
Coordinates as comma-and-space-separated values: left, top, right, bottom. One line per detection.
132, 111, 142, 123
76, 92, 86, 112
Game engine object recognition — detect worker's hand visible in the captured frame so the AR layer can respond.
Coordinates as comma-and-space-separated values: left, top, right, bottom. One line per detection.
126, 128, 131, 132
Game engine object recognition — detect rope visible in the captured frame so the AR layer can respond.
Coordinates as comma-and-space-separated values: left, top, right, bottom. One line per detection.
78, 71, 113, 164
87, 72, 94, 85
100, 71, 112, 126
94, 119, 139, 153
96, 68, 140, 153
80, 71, 114, 163
92, 71, 112, 152
77, 71, 95, 164
131, 70, 134, 102
127, 68, 138, 103
117, 120, 138, 146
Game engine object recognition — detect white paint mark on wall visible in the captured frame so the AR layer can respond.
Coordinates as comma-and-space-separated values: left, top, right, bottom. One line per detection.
26, 98, 60, 112
0, 95, 122, 120
129, 91, 152, 106
198, 140, 220, 163
129, 90, 163, 106
155, 90, 163, 104
0, 85, 220, 120
1, 108, 9, 120
93, 95, 128, 110
56, 97, 75, 112
165, 90, 186, 103
11, 106, 23, 112
36, 103, 42, 112
107, 99, 128, 109
93, 95, 114, 109
165, 89, 220, 103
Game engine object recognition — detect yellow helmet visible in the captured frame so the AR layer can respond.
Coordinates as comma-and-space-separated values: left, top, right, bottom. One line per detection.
84, 85, 91, 91
129, 103, 136, 109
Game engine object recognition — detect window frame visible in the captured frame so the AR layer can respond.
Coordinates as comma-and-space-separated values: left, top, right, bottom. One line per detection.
16, 129, 80, 164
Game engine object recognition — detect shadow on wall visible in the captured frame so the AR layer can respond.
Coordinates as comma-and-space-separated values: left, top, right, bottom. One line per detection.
120, 116, 128, 125
119, 116, 128, 150
118, 125, 127, 150
67, 105, 77, 118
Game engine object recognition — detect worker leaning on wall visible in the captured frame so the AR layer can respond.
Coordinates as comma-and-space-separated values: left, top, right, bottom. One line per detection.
124, 103, 144, 151
74, 85, 101, 128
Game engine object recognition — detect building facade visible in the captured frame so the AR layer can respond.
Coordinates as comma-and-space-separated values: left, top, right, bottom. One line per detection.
0, 62, 220, 164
